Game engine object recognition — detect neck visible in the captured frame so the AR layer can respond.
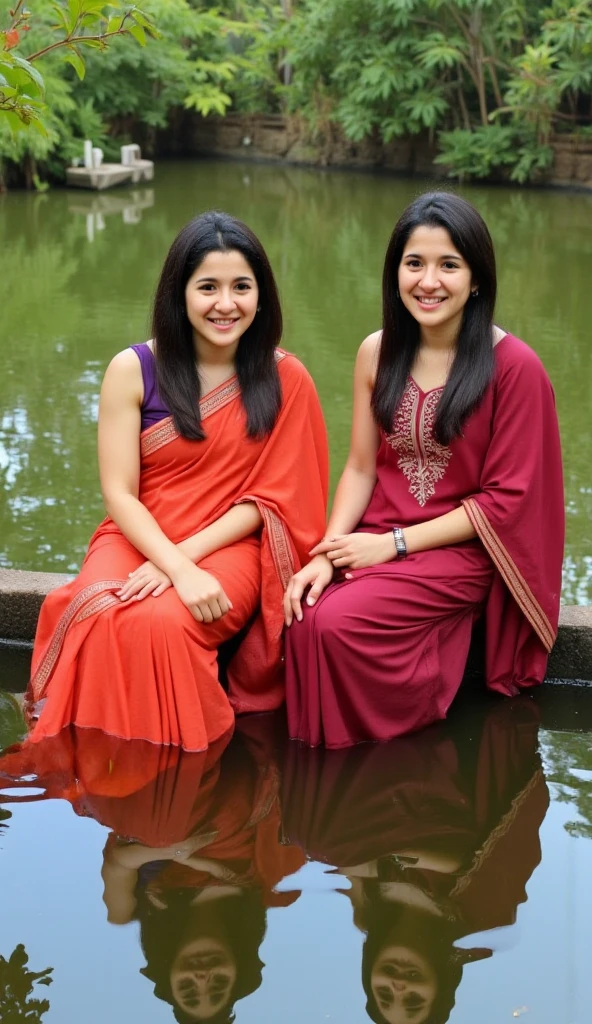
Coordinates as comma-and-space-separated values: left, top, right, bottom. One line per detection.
419, 316, 462, 353
193, 338, 238, 371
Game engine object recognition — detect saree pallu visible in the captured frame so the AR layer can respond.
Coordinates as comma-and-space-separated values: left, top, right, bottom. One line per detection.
24, 351, 328, 751
286, 335, 564, 747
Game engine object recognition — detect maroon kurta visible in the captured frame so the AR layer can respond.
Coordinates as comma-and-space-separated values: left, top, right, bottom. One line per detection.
286, 334, 564, 748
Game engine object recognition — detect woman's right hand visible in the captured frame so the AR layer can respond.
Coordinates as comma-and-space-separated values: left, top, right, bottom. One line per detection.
171, 562, 233, 623
284, 554, 334, 626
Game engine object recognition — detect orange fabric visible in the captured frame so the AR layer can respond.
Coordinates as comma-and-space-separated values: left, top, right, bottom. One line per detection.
25, 352, 328, 750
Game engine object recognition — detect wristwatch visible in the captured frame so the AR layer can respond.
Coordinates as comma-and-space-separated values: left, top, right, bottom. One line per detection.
392, 527, 408, 558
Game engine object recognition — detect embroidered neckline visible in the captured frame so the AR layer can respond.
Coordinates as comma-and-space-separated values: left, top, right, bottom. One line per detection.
385, 378, 451, 506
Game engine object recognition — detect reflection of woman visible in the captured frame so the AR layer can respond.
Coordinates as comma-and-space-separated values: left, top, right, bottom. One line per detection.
25, 211, 328, 751
284, 191, 563, 748
282, 698, 549, 1023
99, 717, 303, 1023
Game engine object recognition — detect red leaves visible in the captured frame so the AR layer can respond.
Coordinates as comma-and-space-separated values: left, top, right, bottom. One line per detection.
4, 29, 20, 50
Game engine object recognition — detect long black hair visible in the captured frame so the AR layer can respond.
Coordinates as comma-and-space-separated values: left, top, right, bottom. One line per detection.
152, 211, 283, 440
360, 899, 466, 1024
372, 191, 497, 445
139, 886, 266, 1024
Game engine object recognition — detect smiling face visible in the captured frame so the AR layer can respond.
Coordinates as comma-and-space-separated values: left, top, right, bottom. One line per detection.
184, 249, 259, 362
371, 945, 437, 1024
398, 225, 475, 343
170, 936, 237, 1020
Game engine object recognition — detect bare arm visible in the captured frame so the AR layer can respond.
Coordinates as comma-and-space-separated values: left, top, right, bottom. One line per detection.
99, 351, 233, 622
325, 333, 381, 534
98, 349, 194, 581
178, 502, 263, 563
284, 335, 380, 624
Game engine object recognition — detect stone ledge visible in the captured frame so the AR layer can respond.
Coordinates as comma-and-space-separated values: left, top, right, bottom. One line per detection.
0, 567, 590, 681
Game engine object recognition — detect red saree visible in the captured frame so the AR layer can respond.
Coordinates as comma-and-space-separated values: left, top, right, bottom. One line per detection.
25, 351, 328, 751
286, 335, 564, 747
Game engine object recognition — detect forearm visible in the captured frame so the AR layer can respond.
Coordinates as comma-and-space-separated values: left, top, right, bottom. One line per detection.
105, 493, 192, 580
325, 464, 377, 537
178, 502, 263, 563
101, 859, 138, 924
402, 505, 476, 555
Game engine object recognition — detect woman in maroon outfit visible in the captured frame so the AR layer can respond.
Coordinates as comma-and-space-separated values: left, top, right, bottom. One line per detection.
284, 192, 563, 749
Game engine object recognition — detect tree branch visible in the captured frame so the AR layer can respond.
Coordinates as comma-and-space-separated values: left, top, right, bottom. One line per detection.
26, 12, 134, 63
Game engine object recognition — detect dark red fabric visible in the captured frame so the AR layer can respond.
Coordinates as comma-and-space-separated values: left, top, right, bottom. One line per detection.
286, 335, 563, 747
281, 698, 548, 938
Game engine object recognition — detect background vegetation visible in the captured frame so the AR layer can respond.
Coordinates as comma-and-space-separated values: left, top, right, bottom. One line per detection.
1, 0, 591, 187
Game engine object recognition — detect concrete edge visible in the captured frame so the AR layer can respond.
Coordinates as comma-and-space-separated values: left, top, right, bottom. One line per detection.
0, 567, 591, 682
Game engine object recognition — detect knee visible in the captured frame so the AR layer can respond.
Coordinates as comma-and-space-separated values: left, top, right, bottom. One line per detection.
302, 593, 343, 641
128, 591, 192, 632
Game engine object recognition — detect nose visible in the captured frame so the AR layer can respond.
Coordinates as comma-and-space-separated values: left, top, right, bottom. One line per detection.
392, 980, 407, 993
214, 288, 236, 312
420, 266, 441, 290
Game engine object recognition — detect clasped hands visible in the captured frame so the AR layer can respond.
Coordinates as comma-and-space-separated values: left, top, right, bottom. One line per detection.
283, 531, 395, 625
117, 555, 232, 623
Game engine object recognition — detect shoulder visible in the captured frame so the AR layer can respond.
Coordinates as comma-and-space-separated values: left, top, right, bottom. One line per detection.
102, 345, 144, 397
494, 333, 549, 378
276, 348, 318, 392
356, 330, 381, 384
491, 331, 548, 387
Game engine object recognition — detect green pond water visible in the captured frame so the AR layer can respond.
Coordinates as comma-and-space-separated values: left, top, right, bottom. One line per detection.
0, 162, 591, 1024
0, 160, 590, 601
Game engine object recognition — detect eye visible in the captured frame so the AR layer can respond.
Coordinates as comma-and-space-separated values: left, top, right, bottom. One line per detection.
405, 259, 422, 268
198, 283, 216, 292
235, 281, 252, 291
442, 262, 460, 270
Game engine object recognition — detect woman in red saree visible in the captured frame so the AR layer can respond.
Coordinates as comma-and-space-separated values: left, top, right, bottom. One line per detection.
23, 212, 328, 751
284, 191, 563, 748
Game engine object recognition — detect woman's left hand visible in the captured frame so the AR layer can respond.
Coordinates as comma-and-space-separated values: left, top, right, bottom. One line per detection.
117, 561, 172, 601
310, 532, 395, 572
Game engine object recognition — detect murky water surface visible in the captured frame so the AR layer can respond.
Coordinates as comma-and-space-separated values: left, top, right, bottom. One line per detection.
0, 161, 590, 601
1, 654, 592, 1024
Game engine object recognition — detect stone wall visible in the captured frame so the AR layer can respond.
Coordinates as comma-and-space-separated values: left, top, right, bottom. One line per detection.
1, 568, 591, 684
158, 113, 592, 190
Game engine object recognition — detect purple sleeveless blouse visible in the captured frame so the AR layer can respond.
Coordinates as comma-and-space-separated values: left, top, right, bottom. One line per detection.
130, 343, 170, 432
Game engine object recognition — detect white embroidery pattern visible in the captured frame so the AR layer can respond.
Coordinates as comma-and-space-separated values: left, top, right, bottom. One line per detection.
385, 379, 451, 506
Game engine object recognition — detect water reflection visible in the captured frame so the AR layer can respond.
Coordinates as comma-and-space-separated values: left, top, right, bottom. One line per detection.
66, 188, 155, 242
0, 697, 552, 1022
0, 715, 302, 1023
282, 699, 547, 1023
0, 944, 53, 1023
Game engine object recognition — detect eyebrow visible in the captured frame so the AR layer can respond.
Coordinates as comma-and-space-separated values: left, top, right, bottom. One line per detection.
404, 252, 463, 261
196, 275, 254, 283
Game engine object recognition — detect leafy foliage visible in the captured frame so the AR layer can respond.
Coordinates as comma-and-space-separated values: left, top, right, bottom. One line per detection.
0, 945, 53, 1024
0, 1, 158, 132
1, 0, 591, 185
283, 0, 591, 182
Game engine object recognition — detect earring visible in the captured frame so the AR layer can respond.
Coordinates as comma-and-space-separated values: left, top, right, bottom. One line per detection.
472, 288, 479, 298
257, 305, 261, 312
395, 289, 400, 299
